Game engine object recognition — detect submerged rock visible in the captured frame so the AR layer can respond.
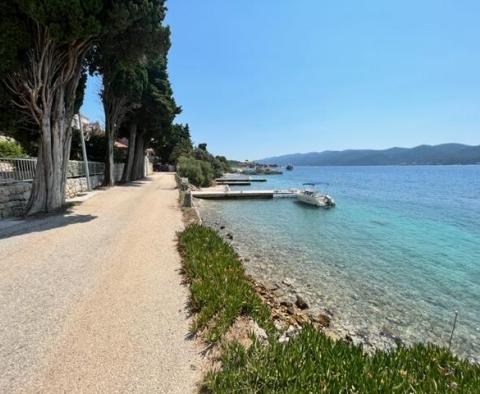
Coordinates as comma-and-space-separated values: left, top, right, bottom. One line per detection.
312, 313, 331, 328
295, 295, 309, 310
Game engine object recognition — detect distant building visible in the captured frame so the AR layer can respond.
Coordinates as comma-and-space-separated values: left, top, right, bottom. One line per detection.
72, 114, 105, 139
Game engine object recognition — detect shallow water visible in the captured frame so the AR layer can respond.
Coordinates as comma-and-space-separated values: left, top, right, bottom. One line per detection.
199, 166, 480, 360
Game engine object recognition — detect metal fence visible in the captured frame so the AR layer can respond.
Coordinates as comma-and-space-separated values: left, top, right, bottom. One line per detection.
0, 158, 36, 183
0, 157, 105, 184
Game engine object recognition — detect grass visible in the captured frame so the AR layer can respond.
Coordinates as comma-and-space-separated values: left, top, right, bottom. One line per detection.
178, 224, 480, 393
178, 224, 271, 342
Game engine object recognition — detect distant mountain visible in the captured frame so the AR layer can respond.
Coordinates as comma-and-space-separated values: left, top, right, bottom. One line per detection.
259, 144, 480, 166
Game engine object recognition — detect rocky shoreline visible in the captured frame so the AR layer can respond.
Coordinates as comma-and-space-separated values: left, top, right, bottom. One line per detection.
196, 206, 406, 354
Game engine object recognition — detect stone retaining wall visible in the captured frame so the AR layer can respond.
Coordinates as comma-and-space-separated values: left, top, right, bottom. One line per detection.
0, 163, 125, 218
0, 181, 31, 218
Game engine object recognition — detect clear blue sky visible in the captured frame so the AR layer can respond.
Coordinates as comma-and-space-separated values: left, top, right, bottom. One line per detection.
81, 0, 480, 160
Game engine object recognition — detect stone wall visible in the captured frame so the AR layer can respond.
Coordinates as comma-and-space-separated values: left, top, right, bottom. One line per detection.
64, 175, 104, 199
0, 163, 125, 219
0, 181, 31, 218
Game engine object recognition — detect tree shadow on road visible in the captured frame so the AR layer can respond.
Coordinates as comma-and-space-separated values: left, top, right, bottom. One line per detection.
115, 176, 156, 188
0, 211, 97, 240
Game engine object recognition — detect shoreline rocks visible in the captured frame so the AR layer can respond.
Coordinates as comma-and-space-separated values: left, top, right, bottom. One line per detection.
199, 214, 414, 355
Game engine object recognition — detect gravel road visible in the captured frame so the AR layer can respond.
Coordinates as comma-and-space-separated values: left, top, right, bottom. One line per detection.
0, 173, 202, 393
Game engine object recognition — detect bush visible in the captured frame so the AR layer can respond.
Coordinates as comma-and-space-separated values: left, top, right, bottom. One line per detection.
177, 156, 214, 187
0, 139, 26, 157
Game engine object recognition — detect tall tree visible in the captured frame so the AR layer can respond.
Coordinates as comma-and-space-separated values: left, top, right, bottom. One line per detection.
153, 123, 193, 164
0, 1, 102, 214
93, 0, 169, 185
0, 0, 161, 214
121, 46, 180, 182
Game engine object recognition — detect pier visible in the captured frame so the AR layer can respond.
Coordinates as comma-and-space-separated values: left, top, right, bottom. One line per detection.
191, 189, 296, 200
216, 177, 267, 183
215, 180, 252, 186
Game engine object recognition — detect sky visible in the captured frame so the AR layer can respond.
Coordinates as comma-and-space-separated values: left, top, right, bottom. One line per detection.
81, 0, 480, 160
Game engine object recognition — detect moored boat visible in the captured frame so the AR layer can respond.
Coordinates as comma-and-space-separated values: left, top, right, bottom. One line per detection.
295, 183, 335, 207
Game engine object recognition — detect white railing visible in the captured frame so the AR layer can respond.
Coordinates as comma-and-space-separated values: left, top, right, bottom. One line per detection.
0, 158, 105, 184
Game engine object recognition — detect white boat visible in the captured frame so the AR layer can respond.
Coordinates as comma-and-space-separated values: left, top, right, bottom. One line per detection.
295, 183, 335, 207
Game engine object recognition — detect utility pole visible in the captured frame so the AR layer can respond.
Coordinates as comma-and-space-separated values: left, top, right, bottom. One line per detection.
77, 113, 91, 190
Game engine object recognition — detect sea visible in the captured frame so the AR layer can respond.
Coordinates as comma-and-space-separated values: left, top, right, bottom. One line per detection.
198, 165, 480, 361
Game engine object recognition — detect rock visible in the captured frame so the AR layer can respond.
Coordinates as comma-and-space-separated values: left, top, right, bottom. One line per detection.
282, 278, 294, 287
294, 312, 310, 325
251, 321, 268, 343
273, 288, 285, 298
226, 233, 233, 240
220, 225, 225, 230
345, 334, 353, 342
278, 333, 289, 343
314, 313, 331, 328
286, 305, 295, 315
263, 281, 279, 291
280, 300, 293, 308
286, 325, 299, 337
295, 295, 309, 310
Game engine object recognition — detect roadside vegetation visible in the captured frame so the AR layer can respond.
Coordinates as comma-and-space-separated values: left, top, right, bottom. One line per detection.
178, 224, 480, 393
177, 143, 232, 187
178, 224, 270, 342
0, 139, 25, 158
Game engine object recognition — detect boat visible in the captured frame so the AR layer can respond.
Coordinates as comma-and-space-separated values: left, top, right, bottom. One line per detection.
295, 183, 335, 207
286, 165, 294, 171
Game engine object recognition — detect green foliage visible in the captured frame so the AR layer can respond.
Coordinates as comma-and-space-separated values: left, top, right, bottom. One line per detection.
178, 225, 272, 343
177, 156, 213, 187
206, 326, 480, 393
69, 131, 125, 163
215, 155, 232, 173
153, 123, 193, 163
191, 147, 226, 179
0, 139, 26, 157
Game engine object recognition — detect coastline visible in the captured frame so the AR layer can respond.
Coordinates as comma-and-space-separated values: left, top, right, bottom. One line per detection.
191, 193, 480, 364
191, 197, 402, 354
178, 199, 480, 391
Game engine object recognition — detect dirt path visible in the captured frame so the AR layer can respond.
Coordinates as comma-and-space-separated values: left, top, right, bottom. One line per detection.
0, 174, 202, 393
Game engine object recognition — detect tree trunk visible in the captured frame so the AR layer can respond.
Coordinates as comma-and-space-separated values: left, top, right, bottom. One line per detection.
104, 114, 115, 186
132, 131, 145, 181
5, 25, 89, 215
102, 67, 129, 186
121, 121, 137, 183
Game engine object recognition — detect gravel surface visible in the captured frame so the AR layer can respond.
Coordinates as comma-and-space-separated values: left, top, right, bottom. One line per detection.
0, 174, 203, 393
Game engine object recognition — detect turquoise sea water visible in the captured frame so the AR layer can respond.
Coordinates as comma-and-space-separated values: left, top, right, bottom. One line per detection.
199, 166, 480, 360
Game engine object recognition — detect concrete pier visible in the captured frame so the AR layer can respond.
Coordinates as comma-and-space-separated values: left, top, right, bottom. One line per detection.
191, 189, 296, 199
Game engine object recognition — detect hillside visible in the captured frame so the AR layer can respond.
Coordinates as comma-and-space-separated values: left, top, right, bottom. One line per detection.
259, 144, 480, 166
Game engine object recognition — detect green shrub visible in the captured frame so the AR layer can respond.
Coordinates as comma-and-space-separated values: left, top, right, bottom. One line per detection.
178, 224, 271, 342
177, 156, 214, 187
0, 139, 26, 158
